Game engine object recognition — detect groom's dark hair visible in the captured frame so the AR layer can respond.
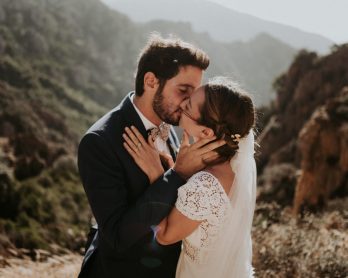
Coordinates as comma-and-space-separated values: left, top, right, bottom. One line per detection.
135, 33, 209, 96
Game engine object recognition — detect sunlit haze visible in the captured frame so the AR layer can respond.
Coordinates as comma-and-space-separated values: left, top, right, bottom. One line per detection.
212, 0, 348, 44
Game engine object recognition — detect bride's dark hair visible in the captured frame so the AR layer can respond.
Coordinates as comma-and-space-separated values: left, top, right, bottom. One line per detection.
197, 78, 255, 164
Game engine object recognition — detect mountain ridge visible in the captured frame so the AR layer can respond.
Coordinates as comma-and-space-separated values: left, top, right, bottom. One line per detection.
101, 0, 333, 53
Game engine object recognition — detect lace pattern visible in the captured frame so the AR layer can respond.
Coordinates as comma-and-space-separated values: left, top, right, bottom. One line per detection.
175, 171, 230, 263
182, 239, 200, 262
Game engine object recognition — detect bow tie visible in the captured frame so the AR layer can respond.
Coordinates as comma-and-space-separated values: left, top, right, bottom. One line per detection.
148, 122, 170, 141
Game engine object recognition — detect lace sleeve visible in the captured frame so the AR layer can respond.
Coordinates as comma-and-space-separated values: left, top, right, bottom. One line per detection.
175, 171, 220, 221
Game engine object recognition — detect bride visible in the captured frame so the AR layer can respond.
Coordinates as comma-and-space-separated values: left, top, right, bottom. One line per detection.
123, 78, 257, 277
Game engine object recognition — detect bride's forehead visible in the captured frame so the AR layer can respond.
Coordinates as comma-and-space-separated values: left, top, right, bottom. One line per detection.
190, 87, 205, 106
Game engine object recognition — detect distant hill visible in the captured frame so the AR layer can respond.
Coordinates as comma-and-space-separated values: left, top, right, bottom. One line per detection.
140, 20, 296, 105
101, 0, 333, 54
0, 0, 297, 110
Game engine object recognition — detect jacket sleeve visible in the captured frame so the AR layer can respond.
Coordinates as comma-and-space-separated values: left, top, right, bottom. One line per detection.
78, 131, 185, 252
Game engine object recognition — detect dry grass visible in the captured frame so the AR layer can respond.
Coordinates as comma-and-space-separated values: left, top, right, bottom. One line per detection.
252, 198, 348, 277
0, 198, 347, 277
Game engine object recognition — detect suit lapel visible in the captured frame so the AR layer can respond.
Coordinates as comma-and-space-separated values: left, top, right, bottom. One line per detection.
119, 92, 148, 140
118, 92, 151, 192
120, 93, 180, 169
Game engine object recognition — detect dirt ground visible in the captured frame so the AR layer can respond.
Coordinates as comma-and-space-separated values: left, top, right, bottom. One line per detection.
0, 253, 82, 278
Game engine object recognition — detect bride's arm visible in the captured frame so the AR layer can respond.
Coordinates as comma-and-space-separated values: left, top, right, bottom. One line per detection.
156, 208, 201, 245
157, 172, 217, 245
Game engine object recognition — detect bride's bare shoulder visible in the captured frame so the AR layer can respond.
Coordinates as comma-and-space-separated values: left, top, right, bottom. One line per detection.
204, 164, 234, 194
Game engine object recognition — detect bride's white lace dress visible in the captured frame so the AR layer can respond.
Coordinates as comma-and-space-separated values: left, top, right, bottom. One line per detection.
175, 170, 255, 278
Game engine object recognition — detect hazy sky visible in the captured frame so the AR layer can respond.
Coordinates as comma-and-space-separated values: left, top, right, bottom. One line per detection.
211, 0, 348, 44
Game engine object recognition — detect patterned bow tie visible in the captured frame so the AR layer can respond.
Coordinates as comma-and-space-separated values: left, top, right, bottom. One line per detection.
148, 122, 170, 141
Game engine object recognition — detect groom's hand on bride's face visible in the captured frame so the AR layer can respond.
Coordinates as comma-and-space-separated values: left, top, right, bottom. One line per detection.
173, 130, 226, 180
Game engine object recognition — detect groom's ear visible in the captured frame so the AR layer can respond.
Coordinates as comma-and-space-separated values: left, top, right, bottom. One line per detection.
201, 128, 215, 138
144, 72, 159, 92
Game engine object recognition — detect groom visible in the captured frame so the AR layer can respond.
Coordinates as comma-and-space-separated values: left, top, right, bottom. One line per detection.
77, 34, 223, 278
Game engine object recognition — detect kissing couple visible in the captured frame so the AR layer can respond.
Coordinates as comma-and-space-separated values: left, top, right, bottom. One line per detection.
77, 34, 257, 278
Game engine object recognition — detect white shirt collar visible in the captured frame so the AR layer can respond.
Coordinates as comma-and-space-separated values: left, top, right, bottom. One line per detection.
130, 94, 158, 131
130, 94, 172, 154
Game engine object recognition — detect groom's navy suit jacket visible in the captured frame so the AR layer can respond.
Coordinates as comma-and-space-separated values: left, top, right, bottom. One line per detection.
78, 92, 185, 278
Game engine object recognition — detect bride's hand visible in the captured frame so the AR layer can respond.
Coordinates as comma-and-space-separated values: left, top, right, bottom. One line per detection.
123, 126, 164, 184
159, 152, 174, 169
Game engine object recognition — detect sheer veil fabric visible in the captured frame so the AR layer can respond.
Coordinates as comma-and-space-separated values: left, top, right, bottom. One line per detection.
202, 130, 257, 277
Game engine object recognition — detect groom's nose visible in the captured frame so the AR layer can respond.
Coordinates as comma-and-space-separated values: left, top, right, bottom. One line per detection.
179, 98, 189, 109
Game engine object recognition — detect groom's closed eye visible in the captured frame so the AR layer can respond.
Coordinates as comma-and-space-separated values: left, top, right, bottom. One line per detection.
179, 87, 188, 94
179, 88, 189, 97
178, 85, 194, 94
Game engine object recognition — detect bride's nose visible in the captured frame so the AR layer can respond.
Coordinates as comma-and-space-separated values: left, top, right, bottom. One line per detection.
180, 98, 189, 110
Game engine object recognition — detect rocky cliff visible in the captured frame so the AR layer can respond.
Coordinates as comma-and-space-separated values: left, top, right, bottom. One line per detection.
258, 45, 348, 212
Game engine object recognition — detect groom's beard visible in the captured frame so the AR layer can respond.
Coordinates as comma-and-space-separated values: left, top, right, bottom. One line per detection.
153, 88, 181, 126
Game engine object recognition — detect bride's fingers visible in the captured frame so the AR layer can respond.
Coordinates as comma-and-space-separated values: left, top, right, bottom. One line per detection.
180, 130, 190, 147
160, 152, 174, 167
202, 151, 220, 164
159, 151, 168, 160
125, 127, 140, 146
191, 136, 217, 150
123, 133, 140, 154
199, 139, 226, 154
148, 134, 156, 148
130, 126, 148, 146
123, 142, 138, 159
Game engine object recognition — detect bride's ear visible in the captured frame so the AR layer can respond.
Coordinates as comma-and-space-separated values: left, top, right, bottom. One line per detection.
201, 127, 215, 138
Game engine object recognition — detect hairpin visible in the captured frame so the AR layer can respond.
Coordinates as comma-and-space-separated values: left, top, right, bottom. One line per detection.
230, 134, 241, 143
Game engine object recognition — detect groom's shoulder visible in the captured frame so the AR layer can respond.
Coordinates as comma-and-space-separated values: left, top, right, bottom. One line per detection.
79, 94, 131, 147
78, 108, 122, 152
87, 106, 123, 134
86, 93, 131, 136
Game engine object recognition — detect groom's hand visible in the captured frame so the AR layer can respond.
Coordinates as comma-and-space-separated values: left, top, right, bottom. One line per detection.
173, 130, 226, 180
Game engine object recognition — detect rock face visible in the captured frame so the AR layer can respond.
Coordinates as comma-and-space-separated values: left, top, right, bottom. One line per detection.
257, 45, 348, 212
293, 87, 348, 214
259, 46, 348, 169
